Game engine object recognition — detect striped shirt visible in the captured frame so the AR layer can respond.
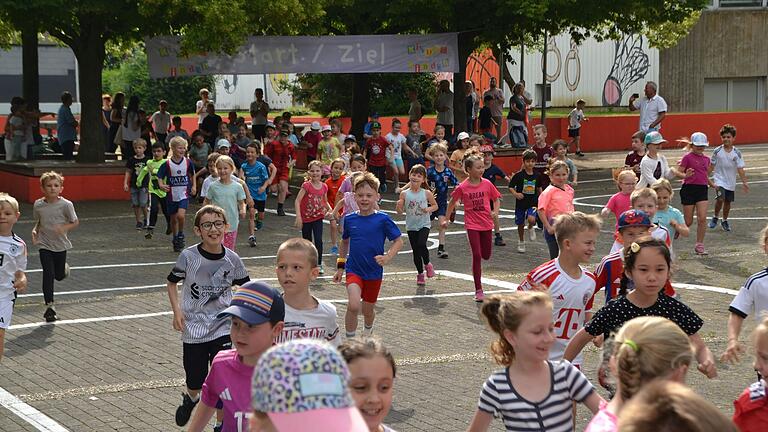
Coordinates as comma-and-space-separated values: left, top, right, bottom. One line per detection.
168, 244, 250, 344
478, 360, 594, 431
730, 268, 768, 321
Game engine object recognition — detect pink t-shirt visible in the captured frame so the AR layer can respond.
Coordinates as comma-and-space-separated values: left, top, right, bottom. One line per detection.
201, 349, 254, 432
605, 192, 631, 220
451, 178, 501, 231
679, 152, 711, 186
537, 184, 575, 220
300, 181, 328, 222
584, 401, 618, 432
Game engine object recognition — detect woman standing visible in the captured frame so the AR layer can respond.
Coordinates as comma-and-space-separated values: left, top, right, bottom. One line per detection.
121, 96, 142, 160
109, 92, 125, 154
196, 88, 211, 129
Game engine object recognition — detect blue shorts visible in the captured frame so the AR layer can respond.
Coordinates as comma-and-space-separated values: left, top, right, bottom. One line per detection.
431, 198, 448, 220
390, 158, 404, 170
167, 198, 189, 215
515, 207, 537, 225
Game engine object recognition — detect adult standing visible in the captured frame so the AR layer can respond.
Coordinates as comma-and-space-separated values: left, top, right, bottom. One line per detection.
465, 80, 479, 133
482, 77, 505, 140
195, 88, 212, 129
109, 92, 125, 154
629, 81, 668, 133
435, 79, 454, 138
507, 83, 528, 149
56, 91, 78, 160
407, 89, 422, 122
249, 88, 269, 140
101, 94, 112, 153
121, 95, 142, 160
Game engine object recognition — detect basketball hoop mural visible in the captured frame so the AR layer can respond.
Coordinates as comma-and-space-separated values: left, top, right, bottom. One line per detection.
602, 34, 650, 106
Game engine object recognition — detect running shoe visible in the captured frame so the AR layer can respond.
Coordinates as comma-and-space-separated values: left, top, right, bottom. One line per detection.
721, 220, 731, 232
517, 242, 526, 253
175, 393, 199, 426
145, 228, 153, 240
43, 306, 58, 323
416, 273, 426, 286
437, 249, 448, 259
529, 226, 537, 241
63, 263, 70, 280
135, 221, 143, 230
474, 289, 485, 302
255, 220, 263, 230
425, 262, 435, 278
363, 326, 374, 337
708, 217, 718, 229
248, 235, 256, 247
494, 234, 506, 246
694, 242, 708, 255
576, 151, 585, 157
318, 264, 325, 275
213, 424, 223, 432
276, 208, 286, 216
330, 245, 339, 255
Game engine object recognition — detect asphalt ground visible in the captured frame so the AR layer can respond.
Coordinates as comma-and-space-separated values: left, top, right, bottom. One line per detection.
1, 143, 768, 431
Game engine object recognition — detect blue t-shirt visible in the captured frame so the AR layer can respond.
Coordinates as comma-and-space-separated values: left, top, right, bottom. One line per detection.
427, 166, 458, 204
241, 161, 269, 201
482, 164, 507, 185
342, 211, 401, 280
57, 104, 77, 143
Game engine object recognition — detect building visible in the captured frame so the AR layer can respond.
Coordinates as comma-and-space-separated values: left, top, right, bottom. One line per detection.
212, 73, 298, 112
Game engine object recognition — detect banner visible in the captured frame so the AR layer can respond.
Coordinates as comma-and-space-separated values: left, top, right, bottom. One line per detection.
146, 34, 459, 78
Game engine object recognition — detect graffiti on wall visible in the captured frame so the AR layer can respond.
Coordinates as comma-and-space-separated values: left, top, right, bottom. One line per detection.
602, 34, 650, 106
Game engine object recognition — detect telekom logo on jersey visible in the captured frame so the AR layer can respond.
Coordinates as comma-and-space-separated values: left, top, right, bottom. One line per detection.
554, 308, 582, 340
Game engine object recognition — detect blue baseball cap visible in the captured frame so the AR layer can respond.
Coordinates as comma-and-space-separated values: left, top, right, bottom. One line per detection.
217, 281, 285, 325
618, 209, 652, 230
643, 131, 667, 146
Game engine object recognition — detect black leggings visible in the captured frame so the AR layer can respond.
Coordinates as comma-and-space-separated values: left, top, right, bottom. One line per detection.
370, 165, 387, 192
302, 219, 324, 265
39, 249, 67, 304
407, 227, 431, 273
149, 193, 170, 229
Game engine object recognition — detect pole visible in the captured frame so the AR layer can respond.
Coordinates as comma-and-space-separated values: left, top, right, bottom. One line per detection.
520, 42, 525, 82
541, 30, 547, 123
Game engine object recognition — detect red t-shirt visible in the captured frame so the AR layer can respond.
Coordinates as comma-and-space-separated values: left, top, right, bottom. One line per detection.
733, 380, 768, 432
533, 144, 555, 187
365, 136, 390, 167
303, 131, 321, 158
264, 140, 295, 173
299, 181, 328, 222
325, 175, 345, 208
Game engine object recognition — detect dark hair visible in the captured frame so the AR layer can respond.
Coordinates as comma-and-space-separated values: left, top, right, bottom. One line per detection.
483, 94, 493, 102
172, 115, 182, 123
151, 142, 165, 151
632, 130, 646, 141
619, 237, 672, 296
339, 337, 396, 378
125, 95, 140, 127
720, 123, 737, 138
349, 154, 366, 167
246, 142, 261, 153
521, 149, 537, 162
552, 139, 569, 151
60, 91, 72, 103
408, 119, 420, 127
392, 118, 401, 127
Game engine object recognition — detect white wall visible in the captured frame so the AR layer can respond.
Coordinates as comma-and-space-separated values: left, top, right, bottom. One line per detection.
213, 73, 298, 111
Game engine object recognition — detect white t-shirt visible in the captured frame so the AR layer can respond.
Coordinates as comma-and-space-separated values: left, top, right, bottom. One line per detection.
483, 88, 505, 117
568, 108, 585, 129
385, 132, 406, 161
633, 95, 668, 132
436, 92, 453, 125
519, 259, 596, 366
0, 234, 27, 301
730, 268, 768, 321
278, 298, 340, 347
636, 153, 674, 189
9, 115, 24, 137
201, 176, 218, 198
150, 111, 171, 134
196, 99, 213, 124
711, 145, 745, 191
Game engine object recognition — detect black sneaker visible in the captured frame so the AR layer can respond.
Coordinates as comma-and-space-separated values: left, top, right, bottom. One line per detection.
175, 393, 198, 426
277, 207, 286, 216
437, 248, 448, 259
213, 424, 223, 432
494, 235, 506, 246
135, 221, 143, 230
44, 307, 58, 323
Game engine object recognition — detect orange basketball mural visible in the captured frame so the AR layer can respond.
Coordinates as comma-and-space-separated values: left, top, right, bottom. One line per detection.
466, 49, 500, 100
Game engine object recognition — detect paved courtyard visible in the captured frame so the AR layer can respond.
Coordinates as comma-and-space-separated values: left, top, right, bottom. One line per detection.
2, 144, 768, 431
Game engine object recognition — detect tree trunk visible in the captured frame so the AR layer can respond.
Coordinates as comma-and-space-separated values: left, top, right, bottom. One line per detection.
21, 23, 39, 110
72, 30, 106, 163
350, 73, 370, 138
453, 32, 474, 134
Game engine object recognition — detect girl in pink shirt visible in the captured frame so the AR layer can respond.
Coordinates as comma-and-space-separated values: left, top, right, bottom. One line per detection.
294, 160, 331, 273
443, 152, 501, 302
538, 161, 575, 259
601, 170, 636, 222
677, 132, 714, 255
584, 316, 693, 432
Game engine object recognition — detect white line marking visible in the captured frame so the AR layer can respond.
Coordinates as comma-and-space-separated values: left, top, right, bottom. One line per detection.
0, 386, 69, 432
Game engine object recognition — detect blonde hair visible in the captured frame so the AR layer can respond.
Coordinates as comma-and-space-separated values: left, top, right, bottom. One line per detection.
40, 171, 64, 187
533, 124, 547, 133
554, 211, 602, 247
630, 187, 657, 206
353, 171, 380, 192
330, 158, 346, 171
304, 160, 324, 181
277, 238, 318, 268
0, 193, 19, 212
215, 155, 236, 171
753, 314, 768, 347
650, 178, 674, 198
169, 136, 188, 149
426, 142, 448, 159
616, 170, 637, 190
548, 160, 569, 175
462, 149, 484, 174
612, 317, 693, 402
617, 380, 737, 432
132, 138, 147, 149
481, 292, 553, 366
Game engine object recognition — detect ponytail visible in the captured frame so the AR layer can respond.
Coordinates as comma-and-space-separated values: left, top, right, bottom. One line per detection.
481, 292, 552, 366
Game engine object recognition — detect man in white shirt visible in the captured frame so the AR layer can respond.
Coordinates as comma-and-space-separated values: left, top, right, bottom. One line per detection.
435, 79, 454, 137
249, 88, 269, 140
482, 77, 505, 139
628, 81, 667, 132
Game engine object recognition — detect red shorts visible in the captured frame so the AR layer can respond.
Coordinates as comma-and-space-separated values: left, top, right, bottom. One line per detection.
346, 273, 383, 304
277, 167, 290, 182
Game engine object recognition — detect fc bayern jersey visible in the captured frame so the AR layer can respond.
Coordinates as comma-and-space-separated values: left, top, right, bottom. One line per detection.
519, 259, 597, 366
0, 234, 27, 301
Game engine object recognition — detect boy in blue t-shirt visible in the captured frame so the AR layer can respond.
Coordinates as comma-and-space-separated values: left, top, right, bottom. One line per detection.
239, 143, 270, 247
425, 142, 458, 259
333, 172, 403, 339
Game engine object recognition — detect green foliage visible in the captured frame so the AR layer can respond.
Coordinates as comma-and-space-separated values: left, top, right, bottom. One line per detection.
103, 49, 214, 116
287, 73, 436, 117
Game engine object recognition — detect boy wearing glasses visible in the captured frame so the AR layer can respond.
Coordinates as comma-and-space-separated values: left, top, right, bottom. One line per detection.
166, 205, 250, 428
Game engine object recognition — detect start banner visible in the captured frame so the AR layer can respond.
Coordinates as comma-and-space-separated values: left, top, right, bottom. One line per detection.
146, 33, 459, 78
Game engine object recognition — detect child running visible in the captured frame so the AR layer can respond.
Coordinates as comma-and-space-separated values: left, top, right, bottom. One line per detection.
709, 124, 749, 232
294, 160, 331, 274
563, 237, 717, 380
0, 193, 27, 360
32, 171, 78, 322
468, 292, 601, 431
552, 140, 578, 186
185, 281, 285, 432
396, 164, 438, 287
650, 179, 689, 256
334, 172, 403, 338
166, 205, 250, 428
385, 119, 407, 189
508, 149, 542, 253
204, 156, 246, 251
426, 142, 458, 259
678, 132, 714, 255
480, 145, 510, 247
449, 131, 471, 183
240, 143, 270, 247
635, 131, 689, 189
601, 170, 636, 224
584, 316, 694, 432
609, 188, 671, 254
538, 160, 574, 259
331, 154, 367, 227
363, 121, 390, 193
274, 238, 340, 346
443, 152, 501, 302
339, 337, 398, 432
264, 127, 296, 216
325, 159, 346, 255
137, 142, 170, 239
158, 136, 197, 252
624, 131, 646, 178
732, 315, 768, 431
318, 125, 342, 177
123, 138, 150, 230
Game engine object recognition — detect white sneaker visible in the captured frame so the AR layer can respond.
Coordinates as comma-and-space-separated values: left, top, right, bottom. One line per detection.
363, 326, 374, 337
529, 227, 536, 241
517, 242, 526, 253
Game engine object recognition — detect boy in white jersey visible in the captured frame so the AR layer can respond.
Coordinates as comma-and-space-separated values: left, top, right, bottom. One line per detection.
385, 118, 407, 190
519, 211, 601, 367
274, 238, 340, 346
709, 123, 749, 232
0, 193, 27, 361
167, 205, 250, 428
158, 136, 197, 252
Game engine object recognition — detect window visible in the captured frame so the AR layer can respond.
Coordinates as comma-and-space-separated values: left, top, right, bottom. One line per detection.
703, 78, 765, 111
535, 83, 551, 108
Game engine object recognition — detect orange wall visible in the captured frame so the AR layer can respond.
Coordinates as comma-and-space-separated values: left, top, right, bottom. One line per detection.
0, 170, 129, 203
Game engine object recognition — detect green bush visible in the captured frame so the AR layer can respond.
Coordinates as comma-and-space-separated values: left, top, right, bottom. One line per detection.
103, 49, 215, 115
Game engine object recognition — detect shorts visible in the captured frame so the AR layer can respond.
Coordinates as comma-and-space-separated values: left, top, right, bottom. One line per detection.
431, 198, 448, 220
389, 158, 404, 170
515, 207, 537, 225
0, 298, 14, 329
182, 335, 232, 390
250, 200, 266, 212
346, 273, 383, 304
568, 128, 580, 138
130, 187, 149, 207
509, 125, 529, 148
679, 184, 708, 205
715, 186, 735, 203
167, 198, 189, 215
276, 168, 290, 182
